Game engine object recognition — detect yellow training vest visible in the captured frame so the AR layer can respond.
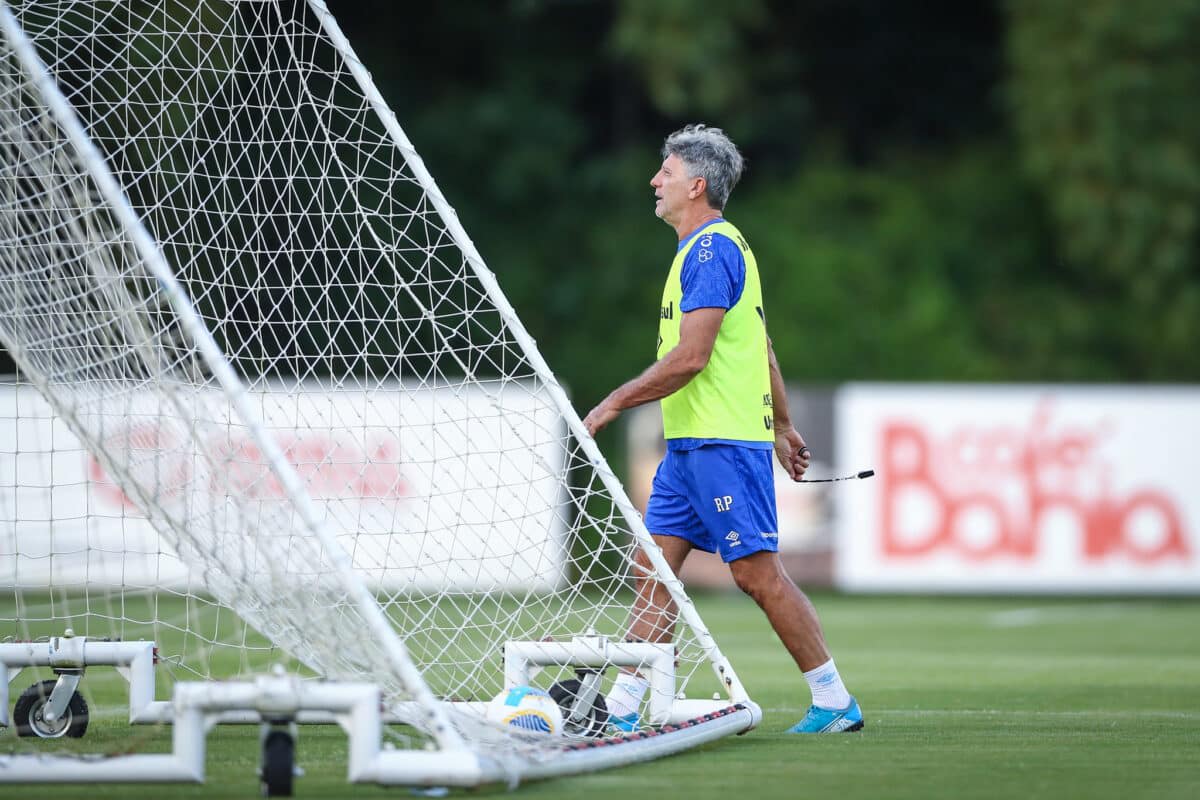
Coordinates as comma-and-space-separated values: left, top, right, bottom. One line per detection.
657, 220, 773, 442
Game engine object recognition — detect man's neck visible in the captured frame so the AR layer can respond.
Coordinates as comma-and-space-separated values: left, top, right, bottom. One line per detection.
672, 206, 723, 241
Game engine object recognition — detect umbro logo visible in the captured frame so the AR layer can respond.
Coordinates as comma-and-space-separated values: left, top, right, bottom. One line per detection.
725, 531, 741, 545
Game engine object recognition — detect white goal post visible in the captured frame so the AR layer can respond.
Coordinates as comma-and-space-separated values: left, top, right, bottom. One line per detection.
0, 0, 758, 788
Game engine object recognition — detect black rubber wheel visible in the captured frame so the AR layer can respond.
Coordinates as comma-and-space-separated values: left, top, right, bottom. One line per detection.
260, 729, 295, 797
12, 679, 89, 739
549, 678, 609, 738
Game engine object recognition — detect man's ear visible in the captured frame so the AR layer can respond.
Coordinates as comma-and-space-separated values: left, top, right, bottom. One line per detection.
689, 176, 707, 200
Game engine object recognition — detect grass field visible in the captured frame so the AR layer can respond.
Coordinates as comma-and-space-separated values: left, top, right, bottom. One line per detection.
4, 591, 1198, 799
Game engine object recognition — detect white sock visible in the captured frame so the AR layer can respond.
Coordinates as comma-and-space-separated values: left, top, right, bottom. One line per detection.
803, 658, 852, 710
606, 672, 649, 718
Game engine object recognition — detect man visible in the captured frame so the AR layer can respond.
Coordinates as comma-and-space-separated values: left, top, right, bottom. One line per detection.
582, 124, 863, 734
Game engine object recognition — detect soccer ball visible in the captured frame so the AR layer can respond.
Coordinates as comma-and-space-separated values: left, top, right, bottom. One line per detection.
486, 686, 563, 736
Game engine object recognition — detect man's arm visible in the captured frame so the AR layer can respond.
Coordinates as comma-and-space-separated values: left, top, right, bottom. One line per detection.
582, 307, 724, 436
768, 336, 811, 481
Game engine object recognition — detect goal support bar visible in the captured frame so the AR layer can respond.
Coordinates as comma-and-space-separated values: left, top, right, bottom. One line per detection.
0, 673, 759, 786
504, 637, 679, 725
0, 638, 157, 727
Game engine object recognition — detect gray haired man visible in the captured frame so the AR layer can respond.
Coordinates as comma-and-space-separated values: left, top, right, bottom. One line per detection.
583, 124, 863, 734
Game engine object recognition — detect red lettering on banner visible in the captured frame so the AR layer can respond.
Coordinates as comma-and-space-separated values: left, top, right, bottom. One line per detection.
87, 424, 188, 510
880, 401, 1190, 563
87, 426, 409, 511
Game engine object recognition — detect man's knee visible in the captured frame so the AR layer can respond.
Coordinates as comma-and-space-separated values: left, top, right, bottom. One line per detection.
729, 552, 787, 603
731, 570, 773, 603
631, 545, 654, 576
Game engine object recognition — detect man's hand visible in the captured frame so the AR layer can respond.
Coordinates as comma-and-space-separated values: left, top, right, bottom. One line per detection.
580, 308, 723, 439
774, 425, 810, 481
583, 398, 621, 437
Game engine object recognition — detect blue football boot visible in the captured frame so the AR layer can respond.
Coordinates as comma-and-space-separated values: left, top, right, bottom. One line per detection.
607, 711, 640, 733
785, 697, 864, 733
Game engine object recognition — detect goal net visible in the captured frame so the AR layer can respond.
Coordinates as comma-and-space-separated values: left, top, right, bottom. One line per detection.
0, 0, 755, 786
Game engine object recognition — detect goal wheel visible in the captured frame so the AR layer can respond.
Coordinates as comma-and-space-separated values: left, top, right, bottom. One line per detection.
260, 729, 295, 797
12, 679, 89, 739
549, 678, 608, 738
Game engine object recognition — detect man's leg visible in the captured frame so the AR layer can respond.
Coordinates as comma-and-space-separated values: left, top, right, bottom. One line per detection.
727, 550, 830, 669
607, 534, 693, 730
626, 534, 694, 644
728, 550, 862, 732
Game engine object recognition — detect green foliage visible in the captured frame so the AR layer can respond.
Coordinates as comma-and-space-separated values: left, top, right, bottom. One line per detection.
739, 147, 1058, 381
387, 0, 1199, 389
610, 0, 767, 116
1008, 0, 1200, 377
7, 1, 1197, 384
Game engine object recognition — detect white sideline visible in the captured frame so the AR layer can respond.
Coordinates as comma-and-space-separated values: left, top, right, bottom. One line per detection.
985, 604, 1144, 627
765, 707, 1200, 721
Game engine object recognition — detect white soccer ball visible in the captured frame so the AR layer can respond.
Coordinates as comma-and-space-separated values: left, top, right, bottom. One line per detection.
486, 686, 563, 736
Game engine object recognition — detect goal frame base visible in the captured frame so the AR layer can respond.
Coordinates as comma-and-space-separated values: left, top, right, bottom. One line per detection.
0, 671, 762, 786
0, 636, 161, 727
504, 635, 744, 726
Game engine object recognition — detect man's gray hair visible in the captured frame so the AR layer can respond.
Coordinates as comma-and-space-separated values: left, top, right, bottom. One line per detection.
662, 124, 744, 210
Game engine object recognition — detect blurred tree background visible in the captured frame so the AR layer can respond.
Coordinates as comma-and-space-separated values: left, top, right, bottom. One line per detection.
8, 0, 1197, 410
323, 0, 1200, 415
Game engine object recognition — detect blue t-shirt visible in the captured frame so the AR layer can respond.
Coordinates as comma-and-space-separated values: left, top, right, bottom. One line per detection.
677, 223, 746, 312
667, 221, 772, 453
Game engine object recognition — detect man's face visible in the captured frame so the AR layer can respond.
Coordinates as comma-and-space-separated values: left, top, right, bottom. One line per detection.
650, 154, 701, 225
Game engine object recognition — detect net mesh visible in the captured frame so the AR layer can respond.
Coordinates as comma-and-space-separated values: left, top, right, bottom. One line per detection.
0, 0, 730, 761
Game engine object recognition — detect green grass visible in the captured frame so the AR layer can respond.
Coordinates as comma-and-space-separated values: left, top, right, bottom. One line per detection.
5, 593, 1200, 799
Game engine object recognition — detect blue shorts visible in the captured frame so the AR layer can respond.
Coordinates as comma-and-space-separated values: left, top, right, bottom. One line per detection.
643, 444, 779, 562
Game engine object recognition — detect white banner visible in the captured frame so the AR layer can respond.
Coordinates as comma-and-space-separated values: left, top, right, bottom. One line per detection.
1, 381, 568, 592
836, 384, 1200, 593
